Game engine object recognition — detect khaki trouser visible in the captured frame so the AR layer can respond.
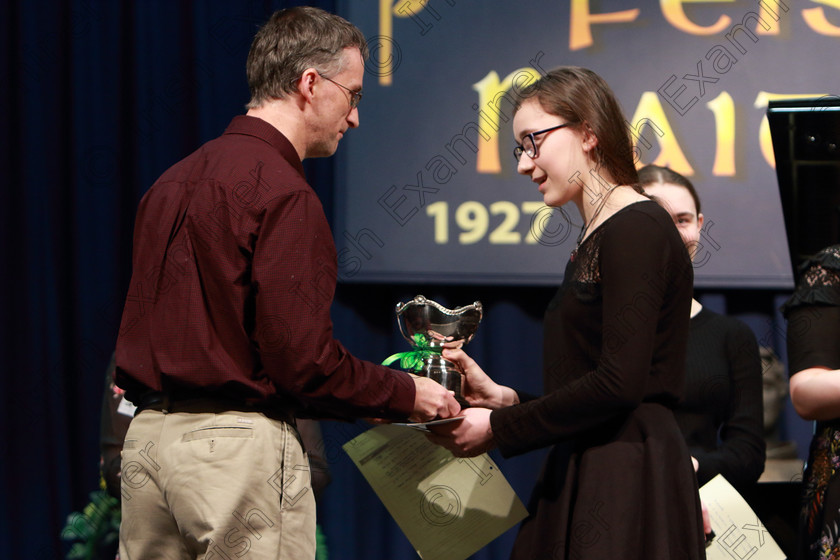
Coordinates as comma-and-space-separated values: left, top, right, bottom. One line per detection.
119, 403, 316, 560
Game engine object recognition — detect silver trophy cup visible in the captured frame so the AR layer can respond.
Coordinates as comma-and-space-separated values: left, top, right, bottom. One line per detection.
392, 295, 483, 405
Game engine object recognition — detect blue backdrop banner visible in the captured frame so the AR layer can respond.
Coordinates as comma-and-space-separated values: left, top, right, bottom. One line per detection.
336, 0, 837, 287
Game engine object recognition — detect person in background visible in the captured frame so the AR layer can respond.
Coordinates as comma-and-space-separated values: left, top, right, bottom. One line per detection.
783, 244, 840, 559
115, 7, 459, 559
101, 353, 133, 501
761, 346, 799, 460
428, 67, 707, 559
639, 164, 765, 490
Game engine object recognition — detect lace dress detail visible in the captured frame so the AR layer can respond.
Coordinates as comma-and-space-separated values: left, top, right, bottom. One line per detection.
566, 227, 605, 303
783, 245, 840, 315
802, 247, 840, 288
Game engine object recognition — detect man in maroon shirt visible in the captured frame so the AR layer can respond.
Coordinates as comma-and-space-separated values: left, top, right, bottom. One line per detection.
115, 7, 460, 559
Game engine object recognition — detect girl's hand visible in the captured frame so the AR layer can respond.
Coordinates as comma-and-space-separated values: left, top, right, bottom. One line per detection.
442, 348, 518, 409
426, 407, 495, 457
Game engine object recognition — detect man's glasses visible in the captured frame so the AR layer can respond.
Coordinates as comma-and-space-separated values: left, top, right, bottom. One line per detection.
513, 123, 572, 161
318, 73, 363, 109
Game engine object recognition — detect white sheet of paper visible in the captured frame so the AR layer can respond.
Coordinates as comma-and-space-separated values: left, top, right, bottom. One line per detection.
699, 474, 785, 560
117, 396, 137, 417
343, 424, 528, 560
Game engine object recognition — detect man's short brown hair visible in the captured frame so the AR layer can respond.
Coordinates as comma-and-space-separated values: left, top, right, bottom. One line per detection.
246, 6, 368, 109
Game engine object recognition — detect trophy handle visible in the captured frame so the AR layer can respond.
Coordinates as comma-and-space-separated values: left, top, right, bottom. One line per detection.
397, 313, 411, 344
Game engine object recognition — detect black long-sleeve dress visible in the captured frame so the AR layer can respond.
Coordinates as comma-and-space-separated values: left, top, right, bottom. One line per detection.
783, 245, 840, 560
490, 200, 706, 559
675, 308, 766, 490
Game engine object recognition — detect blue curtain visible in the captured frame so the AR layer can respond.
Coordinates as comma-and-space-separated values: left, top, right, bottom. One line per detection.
0, 1, 803, 559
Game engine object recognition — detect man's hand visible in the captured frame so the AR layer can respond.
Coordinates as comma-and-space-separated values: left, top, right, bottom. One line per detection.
410, 376, 461, 422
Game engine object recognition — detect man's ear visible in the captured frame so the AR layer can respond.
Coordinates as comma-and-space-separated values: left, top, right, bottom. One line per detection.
297, 68, 319, 103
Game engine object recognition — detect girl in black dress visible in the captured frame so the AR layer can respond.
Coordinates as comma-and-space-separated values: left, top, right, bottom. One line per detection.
428, 67, 707, 559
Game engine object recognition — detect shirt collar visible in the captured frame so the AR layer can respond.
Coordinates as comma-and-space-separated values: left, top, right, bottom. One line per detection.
223, 115, 305, 177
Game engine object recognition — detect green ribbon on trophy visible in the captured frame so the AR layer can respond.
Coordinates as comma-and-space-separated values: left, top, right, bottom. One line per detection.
382, 333, 441, 372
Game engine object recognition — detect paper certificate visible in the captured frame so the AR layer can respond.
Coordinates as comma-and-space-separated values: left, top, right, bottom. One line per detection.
699, 474, 785, 560
343, 424, 528, 560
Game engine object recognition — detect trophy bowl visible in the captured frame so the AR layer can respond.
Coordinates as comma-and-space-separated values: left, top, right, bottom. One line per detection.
391, 295, 483, 405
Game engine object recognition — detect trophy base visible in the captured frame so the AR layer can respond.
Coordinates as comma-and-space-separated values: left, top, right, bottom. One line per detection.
423, 357, 469, 408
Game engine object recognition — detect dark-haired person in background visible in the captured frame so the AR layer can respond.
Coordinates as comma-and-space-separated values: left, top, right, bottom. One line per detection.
114, 7, 459, 559
639, 164, 765, 491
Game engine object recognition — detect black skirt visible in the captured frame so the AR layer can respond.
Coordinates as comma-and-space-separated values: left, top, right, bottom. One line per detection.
510, 403, 706, 559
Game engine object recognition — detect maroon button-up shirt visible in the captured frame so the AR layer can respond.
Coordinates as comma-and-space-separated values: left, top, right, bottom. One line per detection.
115, 115, 415, 419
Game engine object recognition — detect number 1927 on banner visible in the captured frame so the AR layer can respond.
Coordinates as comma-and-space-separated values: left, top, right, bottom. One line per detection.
426, 200, 575, 246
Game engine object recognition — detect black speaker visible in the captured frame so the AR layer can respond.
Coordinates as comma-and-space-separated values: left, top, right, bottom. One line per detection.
768, 96, 840, 279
